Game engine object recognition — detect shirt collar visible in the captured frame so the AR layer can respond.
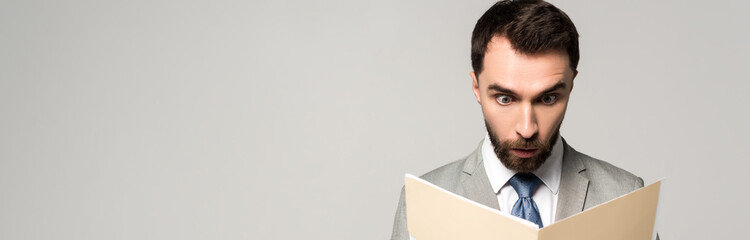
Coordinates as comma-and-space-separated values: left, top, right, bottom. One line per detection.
481, 133, 563, 195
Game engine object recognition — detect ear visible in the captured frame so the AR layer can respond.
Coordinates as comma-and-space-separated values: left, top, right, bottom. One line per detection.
471, 72, 482, 104
570, 70, 578, 93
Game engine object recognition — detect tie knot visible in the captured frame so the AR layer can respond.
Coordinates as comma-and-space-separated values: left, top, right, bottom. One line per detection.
509, 173, 542, 198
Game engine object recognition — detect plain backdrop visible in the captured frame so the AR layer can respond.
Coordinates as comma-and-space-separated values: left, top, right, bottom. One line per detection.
1, 0, 749, 239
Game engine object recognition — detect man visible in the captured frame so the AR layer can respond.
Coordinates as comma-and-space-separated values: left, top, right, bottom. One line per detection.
391, 0, 652, 239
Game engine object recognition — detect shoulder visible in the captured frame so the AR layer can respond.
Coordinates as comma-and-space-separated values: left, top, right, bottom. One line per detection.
390, 143, 482, 240
575, 149, 643, 188
566, 144, 644, 207
418, 142, 483, 191
419, 156, 469, 192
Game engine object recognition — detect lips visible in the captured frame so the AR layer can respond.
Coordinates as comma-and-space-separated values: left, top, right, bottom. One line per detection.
511, 148, 538, 158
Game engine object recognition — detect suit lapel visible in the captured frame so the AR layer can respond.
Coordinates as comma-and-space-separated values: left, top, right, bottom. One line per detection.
455, 141, 500, 210
554, 139, 590, 221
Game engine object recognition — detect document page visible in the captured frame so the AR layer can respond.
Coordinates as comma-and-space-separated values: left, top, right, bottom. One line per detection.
404, 174, 662, 240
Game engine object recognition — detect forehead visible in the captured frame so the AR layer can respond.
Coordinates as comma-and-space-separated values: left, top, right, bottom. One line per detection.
480, 36, 574, 91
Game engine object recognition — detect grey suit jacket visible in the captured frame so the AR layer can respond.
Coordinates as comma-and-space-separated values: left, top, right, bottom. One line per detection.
390, 138, 646, 240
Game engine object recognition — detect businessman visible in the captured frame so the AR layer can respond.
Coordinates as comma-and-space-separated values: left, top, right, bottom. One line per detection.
391, 0, 654, 239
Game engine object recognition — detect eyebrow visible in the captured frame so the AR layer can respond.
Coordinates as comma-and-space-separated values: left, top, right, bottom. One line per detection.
487, 81, 567, 97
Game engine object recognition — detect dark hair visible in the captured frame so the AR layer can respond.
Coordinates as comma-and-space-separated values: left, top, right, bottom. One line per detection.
471, 0, 579, 75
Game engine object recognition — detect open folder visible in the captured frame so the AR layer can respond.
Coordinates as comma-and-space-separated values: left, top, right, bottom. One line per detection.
405, 174, 662, 240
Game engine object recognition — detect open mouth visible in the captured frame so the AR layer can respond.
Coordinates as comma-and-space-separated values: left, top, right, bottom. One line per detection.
511, 148, 538, 158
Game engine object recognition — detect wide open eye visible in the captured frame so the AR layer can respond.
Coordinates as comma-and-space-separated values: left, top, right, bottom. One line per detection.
497, 95, 512, 105
541, 95, 557, 104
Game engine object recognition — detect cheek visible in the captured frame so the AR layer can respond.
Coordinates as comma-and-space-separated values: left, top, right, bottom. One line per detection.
536, 104, 568, 134
481, 104, 517, 138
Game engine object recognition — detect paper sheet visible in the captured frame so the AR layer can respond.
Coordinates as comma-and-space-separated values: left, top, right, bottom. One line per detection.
405, 174, 661, 240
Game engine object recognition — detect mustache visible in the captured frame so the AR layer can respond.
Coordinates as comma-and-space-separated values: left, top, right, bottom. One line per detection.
502, 137, 547, 149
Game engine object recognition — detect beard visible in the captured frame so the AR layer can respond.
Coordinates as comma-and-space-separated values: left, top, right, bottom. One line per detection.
485, 121, 560, 173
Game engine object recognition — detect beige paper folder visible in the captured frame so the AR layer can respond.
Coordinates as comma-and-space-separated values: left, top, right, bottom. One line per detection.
405, 174, 661, 240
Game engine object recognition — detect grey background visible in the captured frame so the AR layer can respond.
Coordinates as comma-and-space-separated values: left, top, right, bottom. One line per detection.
1, 0, 748, 239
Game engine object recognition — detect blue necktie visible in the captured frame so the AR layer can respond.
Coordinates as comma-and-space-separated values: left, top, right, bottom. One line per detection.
509, 172, 544, 228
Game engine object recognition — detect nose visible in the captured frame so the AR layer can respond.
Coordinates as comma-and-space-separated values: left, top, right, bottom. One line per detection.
515, 103, 538, 139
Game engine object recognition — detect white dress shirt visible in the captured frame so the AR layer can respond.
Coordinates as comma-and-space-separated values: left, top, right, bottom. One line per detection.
481, 133, 563, 227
